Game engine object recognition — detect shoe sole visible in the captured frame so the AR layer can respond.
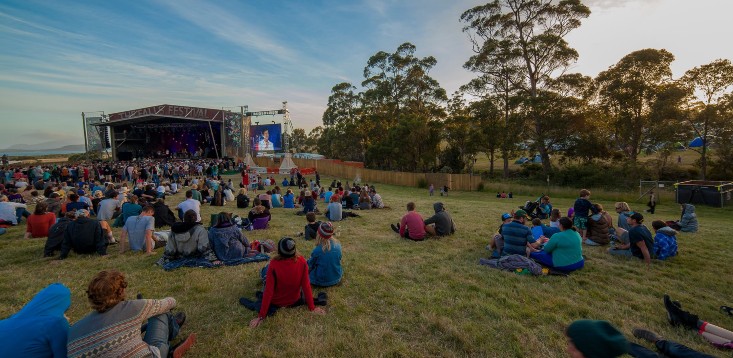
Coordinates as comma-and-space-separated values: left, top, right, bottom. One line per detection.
172, 333, 197, 358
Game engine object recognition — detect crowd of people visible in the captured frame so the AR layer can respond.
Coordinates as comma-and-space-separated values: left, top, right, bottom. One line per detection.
0, 159, 725, 357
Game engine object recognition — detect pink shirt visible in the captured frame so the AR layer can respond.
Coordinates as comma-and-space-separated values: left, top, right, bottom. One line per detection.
400, 211, 426, 239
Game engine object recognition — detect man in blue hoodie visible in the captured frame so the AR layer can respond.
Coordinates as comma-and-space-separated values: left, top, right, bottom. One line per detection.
0, 283, 71, 357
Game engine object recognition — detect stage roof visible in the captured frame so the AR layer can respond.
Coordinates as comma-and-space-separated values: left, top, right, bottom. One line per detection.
106, 104, 225, 125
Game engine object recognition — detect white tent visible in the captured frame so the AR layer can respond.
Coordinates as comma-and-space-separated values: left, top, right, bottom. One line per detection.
243, 153, 258, 168
279, 153, 298, 172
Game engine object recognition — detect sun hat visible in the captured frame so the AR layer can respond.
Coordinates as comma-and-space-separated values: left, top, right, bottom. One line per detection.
278, 237, 296, 258
318, 222, 334, 239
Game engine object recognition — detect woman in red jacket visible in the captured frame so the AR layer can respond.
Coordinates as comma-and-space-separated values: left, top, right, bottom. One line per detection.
24, 202, 56, 239
240, 237, 326, 328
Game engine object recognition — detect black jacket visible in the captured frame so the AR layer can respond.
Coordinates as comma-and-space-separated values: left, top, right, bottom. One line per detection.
153, 202, 177, 228
60, 217, 107, 259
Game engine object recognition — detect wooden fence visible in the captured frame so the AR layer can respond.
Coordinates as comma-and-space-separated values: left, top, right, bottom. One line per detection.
259, 158, 483, 191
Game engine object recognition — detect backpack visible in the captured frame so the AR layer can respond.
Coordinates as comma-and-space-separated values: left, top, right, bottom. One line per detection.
233, 215, 253, 231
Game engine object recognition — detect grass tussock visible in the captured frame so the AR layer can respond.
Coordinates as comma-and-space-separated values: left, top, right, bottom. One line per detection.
0, 175, 731, 357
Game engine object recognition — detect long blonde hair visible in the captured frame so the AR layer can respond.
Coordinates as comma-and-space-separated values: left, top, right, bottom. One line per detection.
316, 233, 337, 252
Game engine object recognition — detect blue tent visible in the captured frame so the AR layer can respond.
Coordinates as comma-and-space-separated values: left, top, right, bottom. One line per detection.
689, 137, 704, 148
533, 154, 542, 163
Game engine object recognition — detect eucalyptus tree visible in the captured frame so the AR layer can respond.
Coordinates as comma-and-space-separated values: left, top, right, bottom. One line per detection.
680, 59, 733, 179
460, 0, 591, 175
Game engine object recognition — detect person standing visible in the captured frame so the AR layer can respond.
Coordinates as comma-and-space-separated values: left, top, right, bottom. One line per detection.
646, 190, 657, 214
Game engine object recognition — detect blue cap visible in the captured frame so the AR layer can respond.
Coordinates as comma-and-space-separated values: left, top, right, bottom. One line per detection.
501, 213, 512, 220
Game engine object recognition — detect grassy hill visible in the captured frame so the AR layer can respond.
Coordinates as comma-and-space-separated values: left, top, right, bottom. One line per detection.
1, 176, 730, 357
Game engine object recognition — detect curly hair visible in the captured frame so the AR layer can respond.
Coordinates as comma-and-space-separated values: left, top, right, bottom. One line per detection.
86, 270, 127, 313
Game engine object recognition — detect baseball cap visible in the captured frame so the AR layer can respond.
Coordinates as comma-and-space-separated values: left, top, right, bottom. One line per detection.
501, 213, 512, 220
514, 209, 528, 218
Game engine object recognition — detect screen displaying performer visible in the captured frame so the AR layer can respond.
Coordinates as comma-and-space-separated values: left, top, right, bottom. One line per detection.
250, 124, 282, 152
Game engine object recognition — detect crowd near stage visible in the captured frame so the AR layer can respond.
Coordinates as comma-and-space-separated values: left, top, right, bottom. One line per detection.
91, 104, 249, 161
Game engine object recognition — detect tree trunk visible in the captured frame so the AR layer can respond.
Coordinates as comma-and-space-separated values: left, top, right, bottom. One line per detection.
502, 148, 509, 178
488, 150, 495, 176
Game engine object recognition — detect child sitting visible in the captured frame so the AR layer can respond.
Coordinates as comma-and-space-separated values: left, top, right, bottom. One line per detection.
307, 222, 343, 287
549, 209, 561, 229
303, 212, 321, 240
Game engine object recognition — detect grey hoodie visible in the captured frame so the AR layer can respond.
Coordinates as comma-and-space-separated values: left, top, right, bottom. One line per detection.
424, 202, 456, 236
679, 204, 698, 233
656, 226, 677, 237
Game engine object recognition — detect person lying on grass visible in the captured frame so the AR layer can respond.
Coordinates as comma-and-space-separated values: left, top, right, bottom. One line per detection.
0, 283, 71, 357
67, 270, 196, 358
565, 319, 718, 358
529, 217, 584, 273
308, 222, 343, 287
240, 238, 327, 328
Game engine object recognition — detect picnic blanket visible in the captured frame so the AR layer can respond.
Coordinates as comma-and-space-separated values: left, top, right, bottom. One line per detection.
479, 254, 543, 276
159, 252, 270, 271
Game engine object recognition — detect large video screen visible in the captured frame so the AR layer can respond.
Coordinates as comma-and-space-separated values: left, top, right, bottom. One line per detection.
250, 124, 282, 151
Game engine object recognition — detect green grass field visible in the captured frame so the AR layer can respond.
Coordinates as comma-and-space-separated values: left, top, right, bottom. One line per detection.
1, 176, 731, 357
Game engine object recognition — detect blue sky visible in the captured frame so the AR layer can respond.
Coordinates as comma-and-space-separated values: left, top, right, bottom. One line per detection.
1, 0, 733, 148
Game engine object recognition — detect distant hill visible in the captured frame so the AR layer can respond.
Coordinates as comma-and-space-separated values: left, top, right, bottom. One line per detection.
0, 144, 85, 153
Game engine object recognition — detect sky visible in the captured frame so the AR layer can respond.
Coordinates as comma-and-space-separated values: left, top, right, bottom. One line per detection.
1, 0, 732, 148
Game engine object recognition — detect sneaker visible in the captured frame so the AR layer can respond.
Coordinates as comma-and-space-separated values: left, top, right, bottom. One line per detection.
664, 294, 699, 329
174, 312, 186, 328
633, 328, 661, 343
390, 224, 399, 233
170, 333, 196, 358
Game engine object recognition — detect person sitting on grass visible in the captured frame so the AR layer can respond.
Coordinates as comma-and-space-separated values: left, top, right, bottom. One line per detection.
391, 202, 426, 241
549, 208, 561, 229
585, 204, 611, 246
308, 222, 343, 287
303, 212, 321, 240
489, 213, 513, 258
614, 202, 634, 232
529, 217, 584, 273
500, 209, 540, 256
120, 205, 156, 254
282, 189, 295, 209
666, 203, 699, 233
160, 209, 219, 265
59, 209, 107, 260
65, 193, 89, 213
325, 194, 342, 222
301, 190, 317, 214
0, 194, 28, 225
424, 202, 456, 237
24, 201, 56, 239
44, 212, 76, 257
152, 197, 177, 228
537, 195, 552, 220
67, 270, 196, 358
0, 283, 72, 357
573, 189, 593, 240
358, 190, 372, 210
609, 212, 654, 265
531, 218, 560, 239
271, 189, 283, 208
651, 220, 678, 261
240, 238, 327, 328
209, 212, 253, 261
248, 197, 271, 223
236, 188, 250, 208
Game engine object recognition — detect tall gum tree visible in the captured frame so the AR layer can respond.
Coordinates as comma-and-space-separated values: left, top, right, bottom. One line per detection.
680, 59, 733, 179
460, 0, 590, 175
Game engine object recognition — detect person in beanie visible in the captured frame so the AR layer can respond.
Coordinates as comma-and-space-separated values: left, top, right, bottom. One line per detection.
240, 238, 326, 328
565, 320, 629, 358
308, 222, 343, 287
